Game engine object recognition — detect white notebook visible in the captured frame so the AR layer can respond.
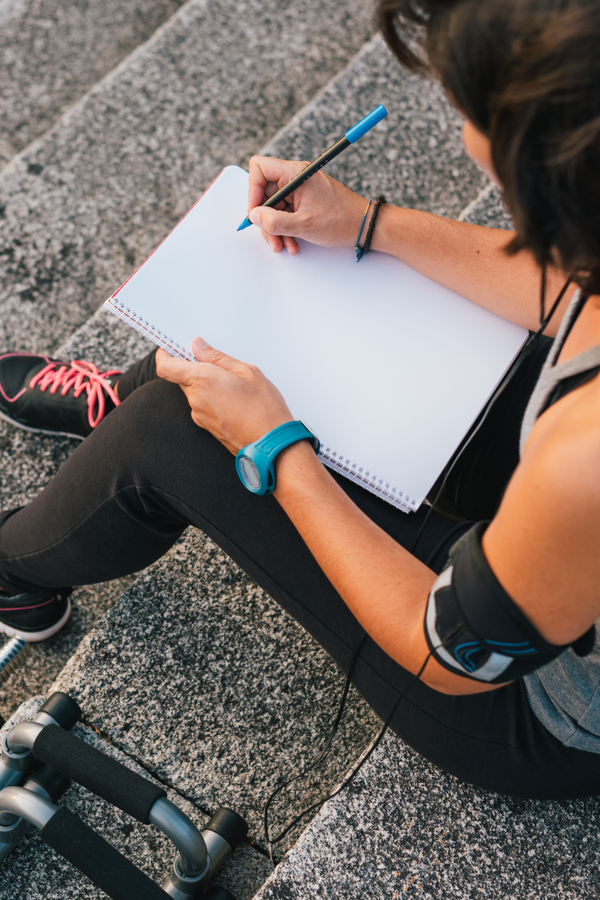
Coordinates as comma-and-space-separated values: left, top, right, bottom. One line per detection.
105, 165, 526, 513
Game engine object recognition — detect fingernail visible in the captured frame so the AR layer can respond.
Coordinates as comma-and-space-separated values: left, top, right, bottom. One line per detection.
193, 337, 208, 350
249, 208, 261, 226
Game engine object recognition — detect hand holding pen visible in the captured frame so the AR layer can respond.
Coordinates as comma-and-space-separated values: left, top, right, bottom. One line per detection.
242, 106, 388, 255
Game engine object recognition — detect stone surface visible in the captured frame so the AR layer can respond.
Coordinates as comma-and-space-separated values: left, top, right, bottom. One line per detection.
0, 698, 271, 898
0, 0, 187, 165
57, 302, 155, 373
0, 576, 136, 726
458, 182, 513, 230
52, 528, 382, 854
263, 34, 487, 219
0, 416, 136, 724
0, 0, 376, 356
254, 731, 600, 900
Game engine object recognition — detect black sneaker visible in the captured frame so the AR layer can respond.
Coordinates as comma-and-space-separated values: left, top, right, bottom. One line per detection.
0, 588, 72, 641
0, 353, 121, 440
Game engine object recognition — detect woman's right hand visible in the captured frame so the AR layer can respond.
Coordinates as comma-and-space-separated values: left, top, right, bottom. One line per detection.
247, 155, 369, 255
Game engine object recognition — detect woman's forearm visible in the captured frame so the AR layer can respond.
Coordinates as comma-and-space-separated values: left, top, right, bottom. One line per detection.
372, 205, 576, 337
273, 440, 494, 695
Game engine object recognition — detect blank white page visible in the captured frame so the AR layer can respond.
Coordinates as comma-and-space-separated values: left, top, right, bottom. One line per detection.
106, 165, 527, 512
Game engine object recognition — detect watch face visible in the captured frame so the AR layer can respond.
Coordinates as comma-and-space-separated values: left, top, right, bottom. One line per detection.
239, 455, 261, 491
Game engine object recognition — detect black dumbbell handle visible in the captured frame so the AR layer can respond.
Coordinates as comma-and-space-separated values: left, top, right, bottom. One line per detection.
33, 725, 166, 824
41, 807, 168, 900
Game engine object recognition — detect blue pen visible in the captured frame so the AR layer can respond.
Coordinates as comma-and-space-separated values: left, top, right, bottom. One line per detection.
237, 104, 388, 231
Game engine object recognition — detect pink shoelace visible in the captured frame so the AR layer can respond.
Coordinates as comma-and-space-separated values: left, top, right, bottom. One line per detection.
30, 360, 121, 429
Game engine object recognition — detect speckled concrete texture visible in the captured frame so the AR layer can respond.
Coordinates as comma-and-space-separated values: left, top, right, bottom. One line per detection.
262, 34, 487, 219
57, 303, 155, 372
51, 528, 382, 853
458, 183, 513, 230
0, 421, 136, 723
0, 0, 376, 356
0, 699, 271, 898
0, 0, 187, 165
254, 731, 600, 900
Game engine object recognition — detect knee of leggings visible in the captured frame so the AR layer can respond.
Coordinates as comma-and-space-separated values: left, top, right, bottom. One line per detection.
119, 377, 189, 424
107, 378, 197, 460
98, 376, 230, 494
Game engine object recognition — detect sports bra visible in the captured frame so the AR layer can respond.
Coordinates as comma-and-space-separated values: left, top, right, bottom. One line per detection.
520, 289, 600, 453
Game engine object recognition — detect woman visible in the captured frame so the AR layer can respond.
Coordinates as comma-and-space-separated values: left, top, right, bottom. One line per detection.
0, 0, 599, 798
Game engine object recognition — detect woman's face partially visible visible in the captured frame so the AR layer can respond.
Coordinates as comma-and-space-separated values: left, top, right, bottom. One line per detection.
462, 119, 500, 187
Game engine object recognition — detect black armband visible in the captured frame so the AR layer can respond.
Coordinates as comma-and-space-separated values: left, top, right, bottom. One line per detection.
424, 522, 582, 684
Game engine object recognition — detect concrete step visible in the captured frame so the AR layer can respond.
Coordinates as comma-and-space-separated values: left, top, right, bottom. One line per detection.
49, 528, 382, 859
0, 697, 271, 899
0, 0, 376, 357
252, 729, 600, 900
262, 34, 487, 218
0, 0, 188, 166
0, 0, 376, 721
458, 182, 513, 229
0, 32, 505, 885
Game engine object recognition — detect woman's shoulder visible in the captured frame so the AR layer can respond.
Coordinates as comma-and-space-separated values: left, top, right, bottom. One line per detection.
520, 370, 600, 511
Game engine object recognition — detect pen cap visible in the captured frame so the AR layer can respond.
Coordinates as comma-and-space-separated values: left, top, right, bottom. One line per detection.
344, 105, 388, 144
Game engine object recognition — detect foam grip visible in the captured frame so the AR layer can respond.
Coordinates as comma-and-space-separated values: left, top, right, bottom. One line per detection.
27, 762, 71, 803
206, 808, 248, 849
41, 807, 167, 900
32, 726, 166, 823
40, 692, 81, 730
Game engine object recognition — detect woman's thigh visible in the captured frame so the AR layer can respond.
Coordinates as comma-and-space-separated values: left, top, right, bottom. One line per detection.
0, 377, 468, 597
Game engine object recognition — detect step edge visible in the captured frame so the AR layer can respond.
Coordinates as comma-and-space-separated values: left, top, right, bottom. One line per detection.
0, 0, 209, 181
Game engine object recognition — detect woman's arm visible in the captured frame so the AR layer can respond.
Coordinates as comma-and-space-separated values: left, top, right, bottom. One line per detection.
371, 205, 576, 337
247, 156, 576, 337
154, 341, 498, 696
272, 436, 487, 694
483, 373, 600, 646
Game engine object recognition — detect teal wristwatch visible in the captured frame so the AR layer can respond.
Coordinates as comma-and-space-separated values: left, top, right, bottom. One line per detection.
236, 420, 320, 495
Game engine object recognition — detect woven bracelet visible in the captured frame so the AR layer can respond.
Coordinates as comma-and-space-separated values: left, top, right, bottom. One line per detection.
354, 199, 372, 262
357, 195, 386, 261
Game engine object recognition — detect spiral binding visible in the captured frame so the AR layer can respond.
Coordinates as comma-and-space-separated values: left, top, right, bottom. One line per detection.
106, 299, 420, 513
318, 446, 417, 513
105, 299, 195, 362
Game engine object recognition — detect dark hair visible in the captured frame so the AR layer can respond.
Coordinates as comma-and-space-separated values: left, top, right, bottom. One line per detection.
379, 0, 600, 293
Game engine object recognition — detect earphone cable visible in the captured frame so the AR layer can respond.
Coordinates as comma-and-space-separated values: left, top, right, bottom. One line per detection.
265, 652, 432, 858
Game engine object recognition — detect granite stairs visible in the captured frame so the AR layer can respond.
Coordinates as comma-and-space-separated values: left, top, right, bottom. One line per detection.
0, 4, 598, 899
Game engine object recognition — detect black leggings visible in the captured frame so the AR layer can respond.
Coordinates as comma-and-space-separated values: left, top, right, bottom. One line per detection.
1, 337, 599, 799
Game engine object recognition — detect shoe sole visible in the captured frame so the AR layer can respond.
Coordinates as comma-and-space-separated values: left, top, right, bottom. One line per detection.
0, 598, 72, 642
0, 409, 85, 441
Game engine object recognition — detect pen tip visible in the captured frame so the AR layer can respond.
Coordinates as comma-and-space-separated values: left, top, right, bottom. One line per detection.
237, 217, 251, 231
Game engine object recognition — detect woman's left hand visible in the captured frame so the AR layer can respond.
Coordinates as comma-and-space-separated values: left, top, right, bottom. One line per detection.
155, 339, 294, 454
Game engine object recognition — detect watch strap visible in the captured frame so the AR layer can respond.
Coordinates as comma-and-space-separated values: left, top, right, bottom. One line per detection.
253, 420, 318, 457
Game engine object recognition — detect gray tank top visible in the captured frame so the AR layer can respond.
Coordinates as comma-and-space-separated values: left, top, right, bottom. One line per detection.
520, 289, 600, 752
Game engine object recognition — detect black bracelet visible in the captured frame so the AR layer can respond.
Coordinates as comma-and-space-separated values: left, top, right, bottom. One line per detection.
356, 195, 386, 261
